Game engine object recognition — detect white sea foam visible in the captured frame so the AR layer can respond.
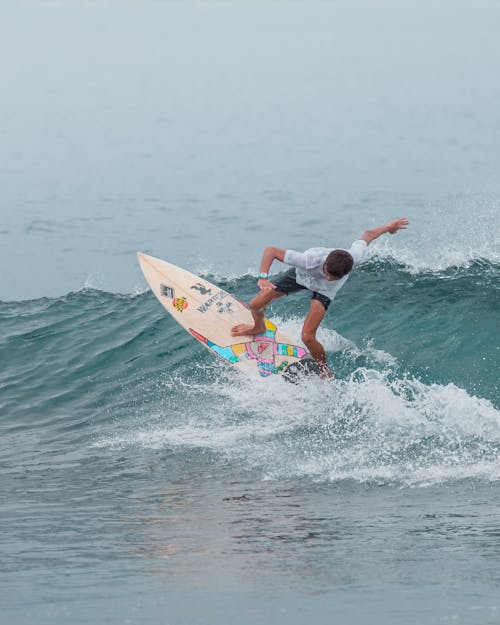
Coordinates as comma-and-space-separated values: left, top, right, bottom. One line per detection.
82, 272, 106, 291
370, 242, 499, 275
370, 194, 500, 273
95, 364, 500, 488
192, 256, 255, 284
273, 315, 397, 366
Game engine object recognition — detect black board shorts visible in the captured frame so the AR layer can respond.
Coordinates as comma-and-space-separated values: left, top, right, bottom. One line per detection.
272, 268, 331, 311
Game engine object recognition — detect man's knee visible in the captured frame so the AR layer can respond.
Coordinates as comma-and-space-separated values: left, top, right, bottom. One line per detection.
249, 295, 266, 313
301, 329, 317, 347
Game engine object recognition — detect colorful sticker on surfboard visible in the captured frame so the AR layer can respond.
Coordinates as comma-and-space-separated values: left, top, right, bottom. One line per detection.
173, 297, 189, 312
189, 319, 306, 377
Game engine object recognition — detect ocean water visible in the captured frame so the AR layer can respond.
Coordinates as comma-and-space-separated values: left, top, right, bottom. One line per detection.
1, 1, 500, 624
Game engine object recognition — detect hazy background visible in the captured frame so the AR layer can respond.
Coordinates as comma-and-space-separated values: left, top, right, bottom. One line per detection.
1, 0, 499, 300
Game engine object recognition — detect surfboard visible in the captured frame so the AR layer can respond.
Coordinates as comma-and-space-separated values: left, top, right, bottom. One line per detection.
137, 252, 319, 379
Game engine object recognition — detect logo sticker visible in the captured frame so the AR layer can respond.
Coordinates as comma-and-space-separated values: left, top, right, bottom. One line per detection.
161, 284, 175, 299
216, 301, 234, 314
197, 290, 229, 314
173, 297, 188, 312
191, 283, 212, 296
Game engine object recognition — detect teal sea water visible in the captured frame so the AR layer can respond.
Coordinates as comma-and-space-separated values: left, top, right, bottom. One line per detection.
1, 1, 500, 624
2, 261, 499, 624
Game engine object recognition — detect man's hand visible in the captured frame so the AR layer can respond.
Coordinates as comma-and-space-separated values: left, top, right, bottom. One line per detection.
257, 278, 277, 291
361, 217, 410, 244
387, 217, 409, 234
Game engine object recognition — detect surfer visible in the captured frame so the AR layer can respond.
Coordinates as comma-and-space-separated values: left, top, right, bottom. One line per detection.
231, 217, 409, 378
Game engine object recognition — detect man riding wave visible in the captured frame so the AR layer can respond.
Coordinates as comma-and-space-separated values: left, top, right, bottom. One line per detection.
232, 217, 409, 378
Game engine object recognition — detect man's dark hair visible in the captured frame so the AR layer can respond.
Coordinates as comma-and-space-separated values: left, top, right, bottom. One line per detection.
325, 250, 354, 278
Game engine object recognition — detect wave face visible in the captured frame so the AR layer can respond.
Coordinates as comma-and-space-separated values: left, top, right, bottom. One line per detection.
1, 259, 499, 487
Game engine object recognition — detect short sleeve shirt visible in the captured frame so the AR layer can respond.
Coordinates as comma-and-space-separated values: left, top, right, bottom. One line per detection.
283, 239, 369, 300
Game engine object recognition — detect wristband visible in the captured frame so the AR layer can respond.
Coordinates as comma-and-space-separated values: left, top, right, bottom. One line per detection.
258, 272, 270, 280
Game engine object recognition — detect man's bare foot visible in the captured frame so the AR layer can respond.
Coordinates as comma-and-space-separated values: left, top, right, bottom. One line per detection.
231, 323, 265, 337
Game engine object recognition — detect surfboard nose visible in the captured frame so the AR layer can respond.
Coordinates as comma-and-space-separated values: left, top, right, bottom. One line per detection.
137, 252, 156, 262
137, 251, 153, 266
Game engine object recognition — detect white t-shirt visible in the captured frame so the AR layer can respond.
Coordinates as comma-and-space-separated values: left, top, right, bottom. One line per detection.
283, 239, 369, 300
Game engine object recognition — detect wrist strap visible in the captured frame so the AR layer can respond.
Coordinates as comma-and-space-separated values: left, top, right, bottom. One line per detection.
258, 272, 270, 280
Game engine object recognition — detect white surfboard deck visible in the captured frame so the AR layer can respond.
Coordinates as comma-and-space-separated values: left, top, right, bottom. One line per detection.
137, 252, 310, 377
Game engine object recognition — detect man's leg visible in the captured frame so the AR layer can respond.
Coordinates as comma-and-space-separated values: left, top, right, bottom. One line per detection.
301, 299, 332, 378
231, 289, 284, 337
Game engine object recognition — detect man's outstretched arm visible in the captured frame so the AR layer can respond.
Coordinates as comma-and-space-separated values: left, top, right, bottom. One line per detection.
361, 217, 409, 245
